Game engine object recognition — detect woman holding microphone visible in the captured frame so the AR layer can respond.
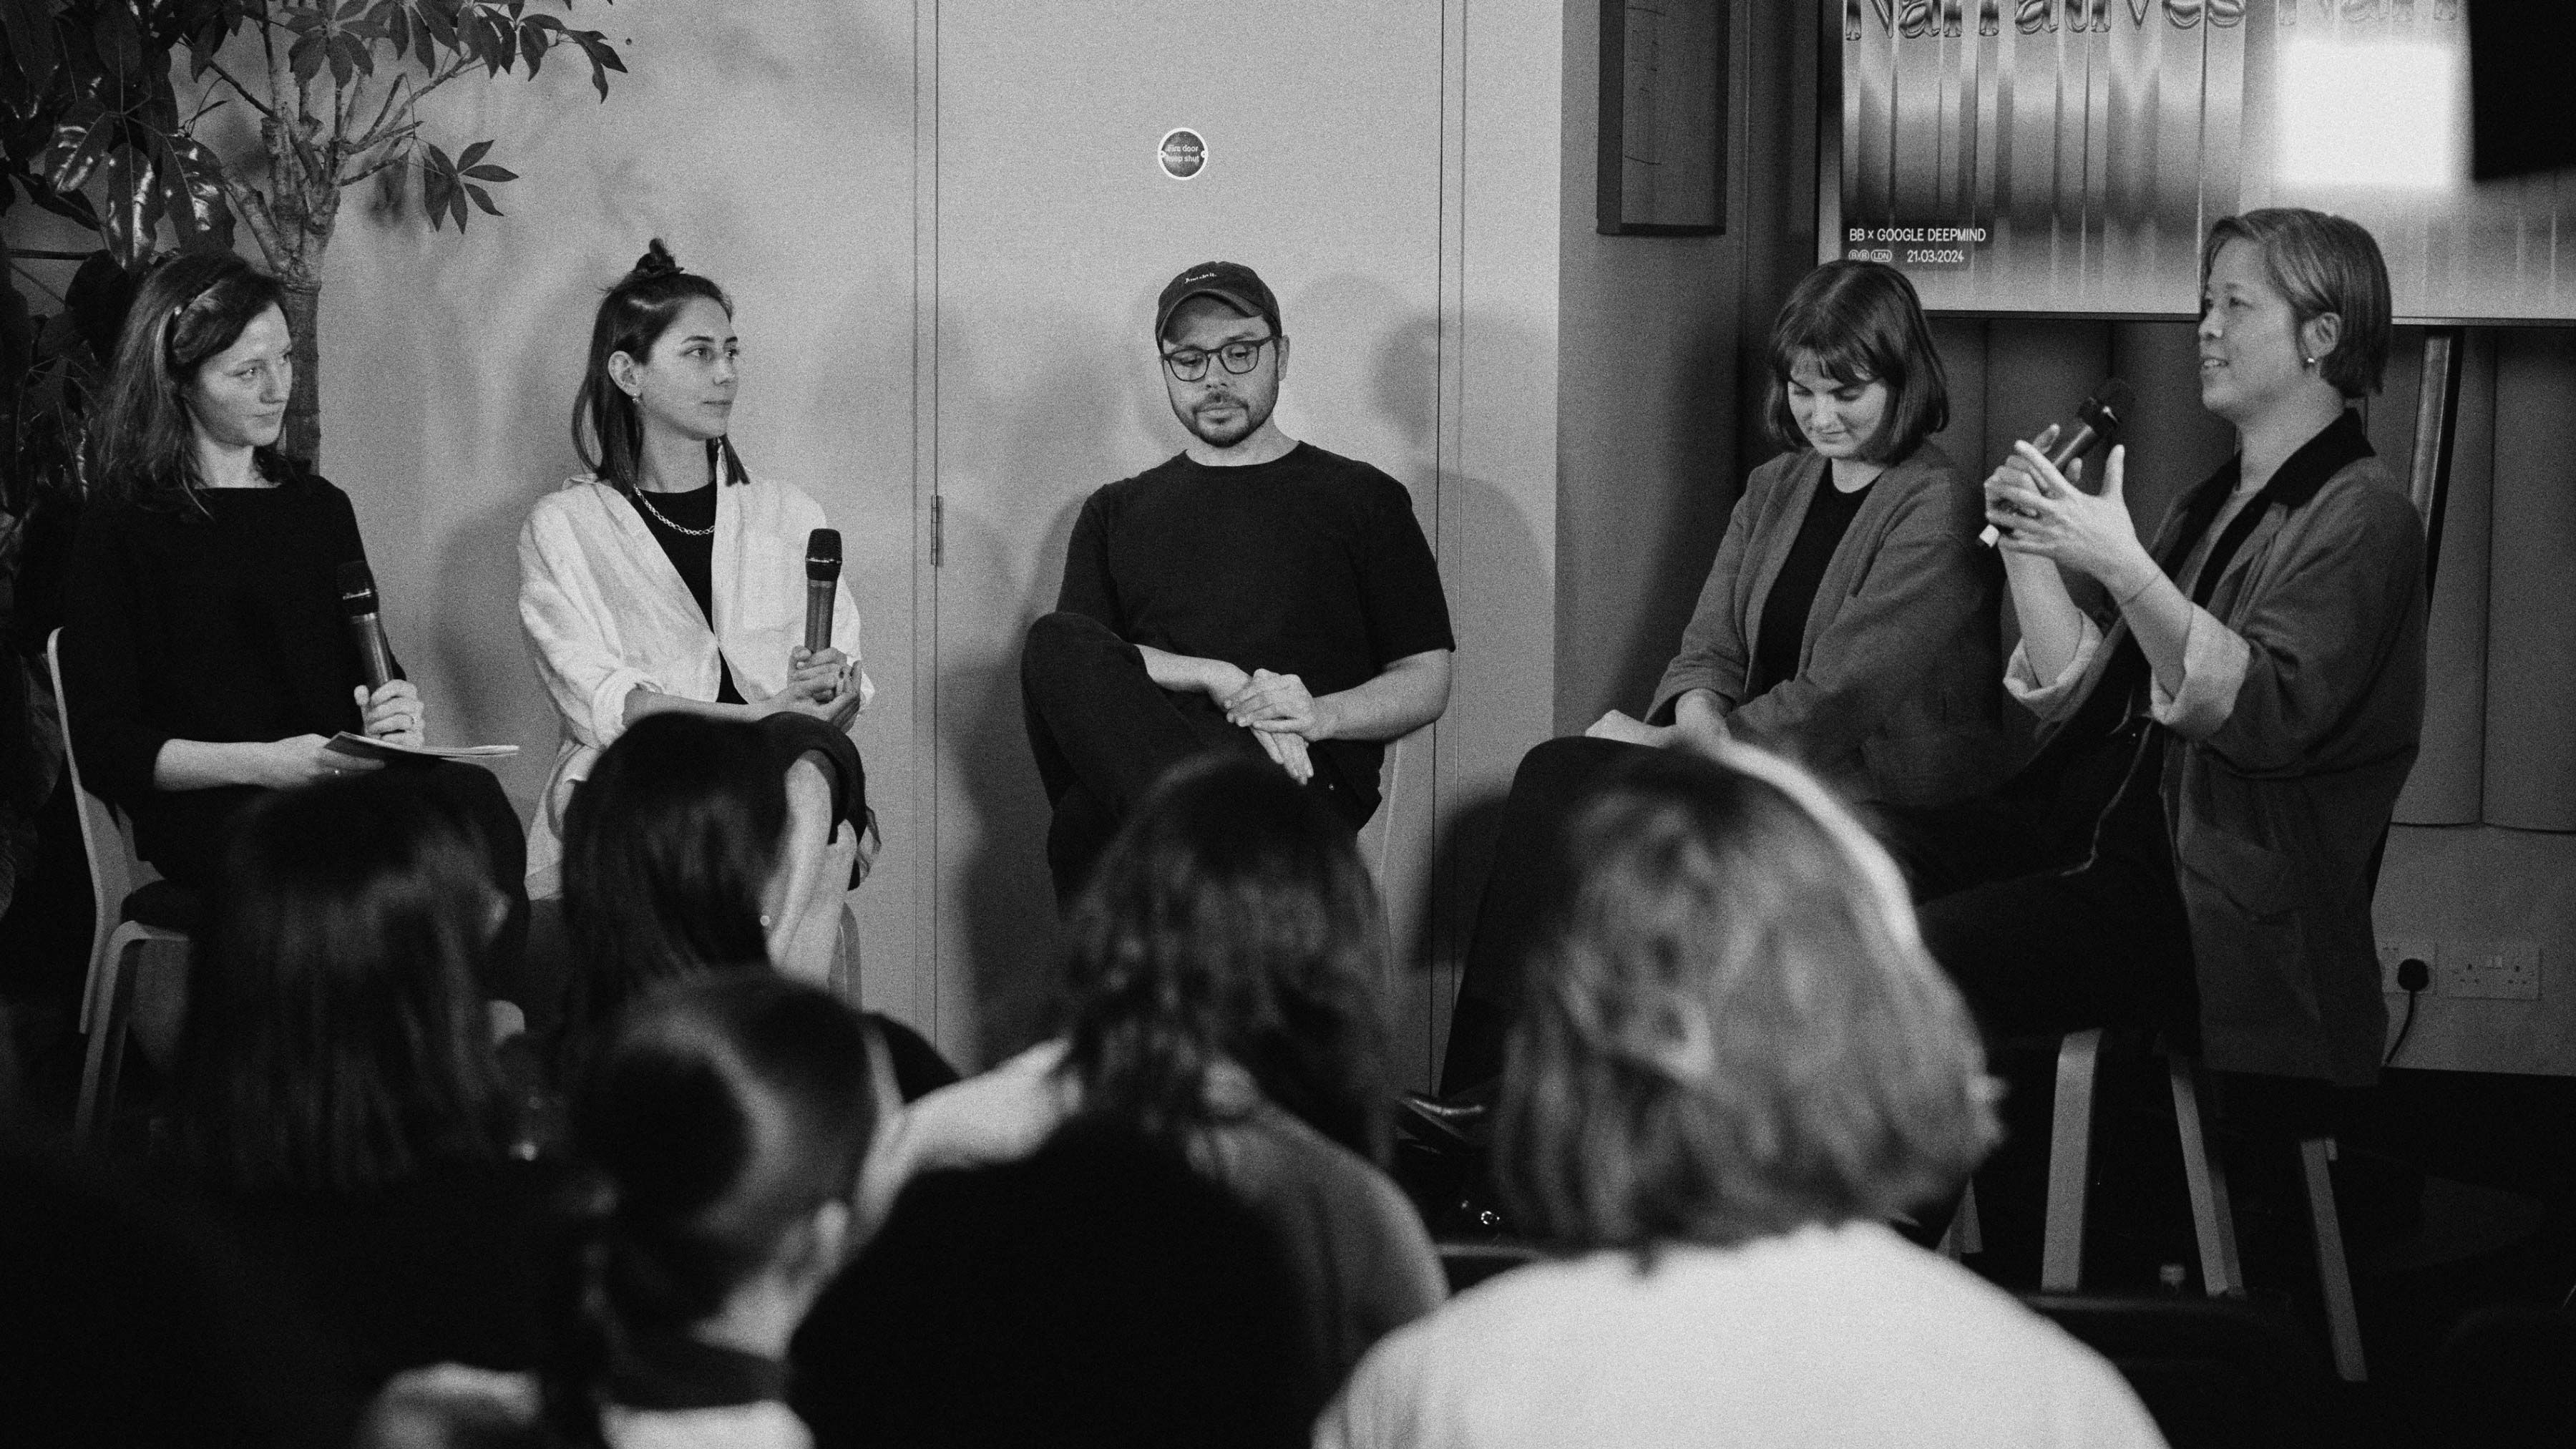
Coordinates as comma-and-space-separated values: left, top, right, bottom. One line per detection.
1910, 208, 2424, 1086
62, 251, 522, 907
519, 242, 873, 984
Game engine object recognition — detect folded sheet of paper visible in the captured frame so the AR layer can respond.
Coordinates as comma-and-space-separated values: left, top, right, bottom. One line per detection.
326, 732, 519, 762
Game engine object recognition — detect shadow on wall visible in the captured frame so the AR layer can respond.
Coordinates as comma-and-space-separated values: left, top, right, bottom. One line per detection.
935, 302, 1133, 1060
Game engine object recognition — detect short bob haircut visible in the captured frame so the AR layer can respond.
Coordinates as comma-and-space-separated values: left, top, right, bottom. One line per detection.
2201, 208, 2393, 400
560, 713, 787, 1048
1762, 260, 1949, 464
177, 774, 509, 1195
89, 249, 303, 509
1497, 743, 1999, 1251
572, 238, 751, 493
1060, 753, 1393, 1162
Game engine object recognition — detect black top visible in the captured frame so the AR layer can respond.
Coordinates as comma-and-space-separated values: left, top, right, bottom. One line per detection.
60, 478, 393, 876
626, 482, 746, 705
1055, 442, 1455, 814
791, 1121, 1317, 1449
205, 1157, 555, 1400
1750, 472, 1873, 696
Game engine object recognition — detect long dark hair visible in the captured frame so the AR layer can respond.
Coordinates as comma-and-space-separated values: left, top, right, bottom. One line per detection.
89, 250, 303, 509
1059, 753, 1394, 1161
543, 975, 877, 1443
572, 239, 748, 492
560, 714, 786, 1050
175, 774, 509, 1196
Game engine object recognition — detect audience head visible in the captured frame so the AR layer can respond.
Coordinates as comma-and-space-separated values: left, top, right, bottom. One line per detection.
548, 975, 877, 1433
560, 713, 786, 1047
91, 248, 299, 507
1060, 752, 1392, 1159
1153, 260, 1289, 452
1497, 743, 1999, 1252
1763, 258, 1948, 465
176, 774, 509, 1196
2200, 208, 2391, 406
572, 239, 746, 490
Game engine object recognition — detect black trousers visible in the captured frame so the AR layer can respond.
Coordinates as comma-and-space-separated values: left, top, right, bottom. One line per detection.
134, 759, 532, 994
1438, 730, 2200, 1095
1020, 611, 1366, 904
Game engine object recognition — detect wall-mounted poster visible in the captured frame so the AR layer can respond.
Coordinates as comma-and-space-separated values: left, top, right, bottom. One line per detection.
1828, 0, 2576, 323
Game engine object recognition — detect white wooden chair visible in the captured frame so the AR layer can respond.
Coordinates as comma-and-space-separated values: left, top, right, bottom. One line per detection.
44, 630, 195, 1144
2036, 1028, 2366, 1382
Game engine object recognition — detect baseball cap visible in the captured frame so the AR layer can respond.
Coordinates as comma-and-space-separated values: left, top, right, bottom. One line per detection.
1153, 261, 1282, 341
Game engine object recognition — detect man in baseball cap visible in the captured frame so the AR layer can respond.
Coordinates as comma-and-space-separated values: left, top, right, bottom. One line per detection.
1019, 260, 1456, 902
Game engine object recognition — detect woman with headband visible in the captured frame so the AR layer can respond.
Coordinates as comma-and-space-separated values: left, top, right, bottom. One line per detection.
519, 241, 873, 984
59, 251, 523, 918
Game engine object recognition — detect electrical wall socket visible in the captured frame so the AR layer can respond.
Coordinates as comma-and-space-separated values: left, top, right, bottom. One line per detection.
2439, 943, 2542, 1001
2378, 939, 2436, 995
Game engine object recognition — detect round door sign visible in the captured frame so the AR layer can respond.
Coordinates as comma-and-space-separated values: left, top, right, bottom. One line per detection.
1158, 128, 1206, 180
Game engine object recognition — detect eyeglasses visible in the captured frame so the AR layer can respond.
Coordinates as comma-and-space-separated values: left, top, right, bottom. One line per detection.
1161, 334, 1281, 382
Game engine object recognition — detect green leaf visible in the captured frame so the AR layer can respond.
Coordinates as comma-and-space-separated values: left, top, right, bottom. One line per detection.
96, 146, 163, 271
456, 137, 491, 170
291, 32, 326, 84
464, 181, 497, 215
1, 0, 61, 99
446, 177, 467, 230
165, 135, 235, 248
574, 31, 623, 102
462, 162, 514, 182
41, 109, 115, 194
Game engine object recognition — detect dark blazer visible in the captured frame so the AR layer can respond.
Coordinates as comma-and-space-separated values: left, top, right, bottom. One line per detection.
1649, 441, 2013, 809
2012, 412, 2425, 1085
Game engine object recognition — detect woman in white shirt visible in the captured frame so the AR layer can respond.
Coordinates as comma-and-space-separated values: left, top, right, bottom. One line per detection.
1320, 743, 2169, 1449
519, 242, 872, 982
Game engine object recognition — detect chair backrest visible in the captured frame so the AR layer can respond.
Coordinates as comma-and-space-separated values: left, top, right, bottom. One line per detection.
44, 630, 155, 951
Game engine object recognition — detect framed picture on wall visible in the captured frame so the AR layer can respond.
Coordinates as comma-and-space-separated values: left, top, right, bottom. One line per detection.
1599, 0, 1729, 236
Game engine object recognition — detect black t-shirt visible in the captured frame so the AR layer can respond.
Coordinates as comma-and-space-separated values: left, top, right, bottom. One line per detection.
1055, 442, 1455, 813
627, 482, 746, 705
1750, 472, 1873, 696
61, 477, 390, 874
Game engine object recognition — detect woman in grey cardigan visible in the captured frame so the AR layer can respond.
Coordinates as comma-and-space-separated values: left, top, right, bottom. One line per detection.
1430, 261, 2011, 1097
1921, 209, 2423, 1086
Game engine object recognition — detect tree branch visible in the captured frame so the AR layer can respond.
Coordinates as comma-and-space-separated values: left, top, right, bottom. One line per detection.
338, 139, 414, 189
351, 70, 415, 155
218, 170, 285, 272
198, 57, 279, 121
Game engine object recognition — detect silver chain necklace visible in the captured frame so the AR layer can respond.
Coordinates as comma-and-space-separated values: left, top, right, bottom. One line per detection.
631, 486, 714, 537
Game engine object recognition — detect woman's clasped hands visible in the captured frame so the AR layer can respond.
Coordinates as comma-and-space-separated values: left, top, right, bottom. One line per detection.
761, 644, 867, 728
1983, 431, 2157, 592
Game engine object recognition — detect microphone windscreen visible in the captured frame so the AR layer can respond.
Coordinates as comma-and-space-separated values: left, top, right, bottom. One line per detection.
337, 560, 379, 613
806, 528, 842, 581
2079, 378, 2137, 444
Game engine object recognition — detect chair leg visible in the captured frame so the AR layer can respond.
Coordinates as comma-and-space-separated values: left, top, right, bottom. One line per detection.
2167, 1054, 2245, 1297
2041, 1029, 2105, 1292
2301, 1136, 2368, 1382
76, 937, 143, 1146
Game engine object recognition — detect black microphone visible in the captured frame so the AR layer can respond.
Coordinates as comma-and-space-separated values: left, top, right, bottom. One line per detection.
804, 529, 842, 655
1981, 378, 2137, 547
337, 560, 395, 691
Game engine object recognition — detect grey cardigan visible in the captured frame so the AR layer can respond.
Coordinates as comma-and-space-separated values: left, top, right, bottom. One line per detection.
2013, 412, 2425, 1085
1649, 441, 2012, 809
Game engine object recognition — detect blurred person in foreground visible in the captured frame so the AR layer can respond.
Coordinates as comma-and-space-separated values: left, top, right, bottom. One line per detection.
1320, 744, 2167, 1449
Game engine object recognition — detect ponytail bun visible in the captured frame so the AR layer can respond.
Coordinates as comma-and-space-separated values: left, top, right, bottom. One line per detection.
633, 240, 683, 280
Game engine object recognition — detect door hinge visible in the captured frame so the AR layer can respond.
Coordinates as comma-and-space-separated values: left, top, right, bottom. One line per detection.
930, 493, 944, 568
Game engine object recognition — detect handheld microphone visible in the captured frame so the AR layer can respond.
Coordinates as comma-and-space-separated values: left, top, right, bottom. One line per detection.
804, 529, 842, 655
337, 560, 395, 691
1981, 377, 2136, 547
